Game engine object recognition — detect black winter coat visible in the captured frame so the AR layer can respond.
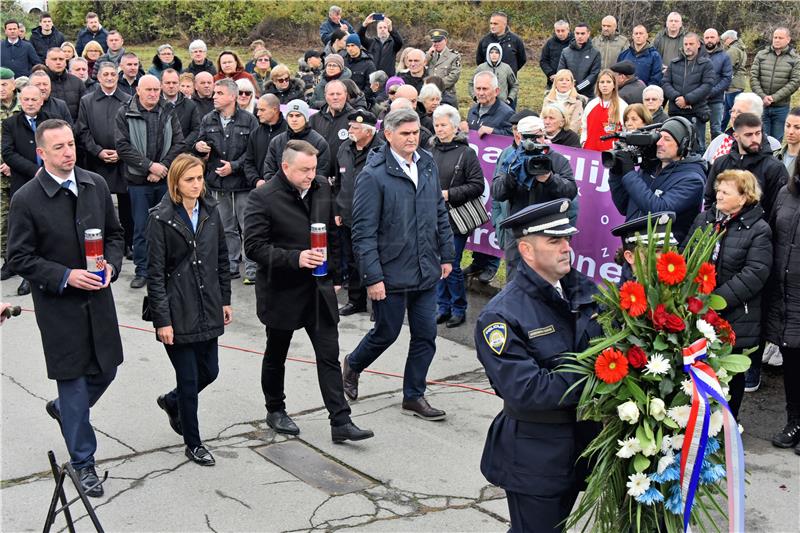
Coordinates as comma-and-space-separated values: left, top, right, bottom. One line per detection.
765, 181, 800, 348
429, 134, 485, 234
540, 32, 573, 87
662, 54, 715, 121
550, 128, 581, 148
333, 132, 384, 226
49, 70, 87, 120
1, 111, 52, 195
243, 115, 288, 186
183, 59, 217, 76
7, 168, 124, 380
558, 39, 602, 98
30, 26, 65, 62
243, 171, 341, 330
75, 87, 131, 194
309, 103, 354, 176
263, 78, 306, 104
704, 142, 788, 218
146, 194, 231, 344
165, 93, 201, 148
476, 30, 527, 74
194, 108, 258, 192
345, 50, 377, 92
262, 126, 331, 181
147, 54, 183, 79
685, 204, 772, 348
357, 26, 403, 76
40, 96, 73, 125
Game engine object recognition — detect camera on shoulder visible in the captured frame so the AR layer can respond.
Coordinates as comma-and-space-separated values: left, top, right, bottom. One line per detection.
601, 123, 662, 174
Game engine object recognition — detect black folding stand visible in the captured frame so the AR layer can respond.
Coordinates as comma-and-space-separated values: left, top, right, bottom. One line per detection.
43, 451, 105, 533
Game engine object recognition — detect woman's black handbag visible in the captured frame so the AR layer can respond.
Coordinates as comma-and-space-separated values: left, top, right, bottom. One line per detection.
141, 295, 152, 322
446, 151, 490, 234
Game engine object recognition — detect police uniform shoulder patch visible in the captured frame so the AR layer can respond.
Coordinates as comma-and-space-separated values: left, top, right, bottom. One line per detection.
483, 322, 508, 355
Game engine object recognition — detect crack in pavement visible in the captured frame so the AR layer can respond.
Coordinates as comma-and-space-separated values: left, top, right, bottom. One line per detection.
2, 372, 49, 402
93, 427, 138, 454
204, 513, 218, 533
214, 488, 252, 509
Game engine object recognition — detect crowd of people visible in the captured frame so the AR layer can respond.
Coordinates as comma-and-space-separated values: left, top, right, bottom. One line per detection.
1, 6, 799, 531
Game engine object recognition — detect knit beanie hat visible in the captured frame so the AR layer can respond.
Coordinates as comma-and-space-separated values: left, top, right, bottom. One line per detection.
324, 54, 345, 70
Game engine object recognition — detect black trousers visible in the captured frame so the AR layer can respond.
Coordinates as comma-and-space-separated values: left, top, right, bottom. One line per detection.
506, 488, 579, 533
164, 339, 219, 448
783, 347, 800, 420
117, 192, 134, 250
262, 312, 351, 426
339, 224, 366, 308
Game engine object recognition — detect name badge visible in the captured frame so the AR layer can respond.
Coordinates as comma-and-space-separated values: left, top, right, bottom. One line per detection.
528, 325, 555, 339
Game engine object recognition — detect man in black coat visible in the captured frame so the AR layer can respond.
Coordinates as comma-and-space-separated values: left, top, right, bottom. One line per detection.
309, 80, 354, 177
611, 60, 646, 104
30, 12, 65, 62
117, 53, 143, 97
558, 24, 602, 98
476, 11, 527, 75
29, 70, 73, 125
45, 47, 86, 120
540, 21, 572, 90
333, 109, 384, 316
704, 112, 788, 217
193, 71, 215, 118
244, 94, 287, 187
75, 61, 133, 256
7, 119, 124, 497
357, 14, 403, 77
263, 99, 330, 181
243, 139, 374, 443
343, 34, 376, 93
160, 68, 200, 147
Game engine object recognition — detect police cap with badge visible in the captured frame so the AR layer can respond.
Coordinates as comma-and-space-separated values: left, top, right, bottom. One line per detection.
611, 212, 677, 248
500, 198, 578, 239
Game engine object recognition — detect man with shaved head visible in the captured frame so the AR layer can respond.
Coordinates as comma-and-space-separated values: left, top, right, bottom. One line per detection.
244, 94, 287, 187
702, 28, 733, 139
750, 27, 800, 141
399, 48, 427, 92
193, 70, 215, 117
596, 15, 628, 69
115, 74, 186, 288
309, 79, 354, 176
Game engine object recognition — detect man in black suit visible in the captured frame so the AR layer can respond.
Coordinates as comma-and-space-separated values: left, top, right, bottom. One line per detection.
6, 119, 124, 497
243, 139, 374, 444
1, 84, 52, 295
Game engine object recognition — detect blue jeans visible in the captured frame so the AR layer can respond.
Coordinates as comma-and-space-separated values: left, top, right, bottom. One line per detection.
708, 101, 725, 139
763, 105, 790, 142
163, 339, 220, 448
347, 288, 437, 400
54, 365, 117, 469
722, 91, 741, 132
129, 183, 167, 277
437, 233, 467, 317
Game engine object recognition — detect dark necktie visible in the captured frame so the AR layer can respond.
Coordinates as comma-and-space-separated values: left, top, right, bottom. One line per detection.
29, 117, 42, 166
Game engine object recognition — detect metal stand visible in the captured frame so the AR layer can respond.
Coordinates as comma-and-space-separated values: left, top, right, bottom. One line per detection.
43, 451, 105, 533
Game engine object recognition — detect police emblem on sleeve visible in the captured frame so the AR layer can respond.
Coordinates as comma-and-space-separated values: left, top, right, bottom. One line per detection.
483, 322, 508, 355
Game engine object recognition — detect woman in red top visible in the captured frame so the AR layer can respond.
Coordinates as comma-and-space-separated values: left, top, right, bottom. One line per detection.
213, 50, 259, 95
581, 69, 627, 151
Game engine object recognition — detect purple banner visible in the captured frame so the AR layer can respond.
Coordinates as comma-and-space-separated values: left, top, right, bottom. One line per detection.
465, 132, 627, 284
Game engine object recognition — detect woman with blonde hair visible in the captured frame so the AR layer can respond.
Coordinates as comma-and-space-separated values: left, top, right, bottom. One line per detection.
146, 153, 233, 466
543, 69, 587, 135
179, 72, 195, 99
263, 64, 305, 104
236, 78, 258, 114
81, 40, 103, 76
251, 49, 273, 93
60, 41, 77, 62
581, 69, 627, 150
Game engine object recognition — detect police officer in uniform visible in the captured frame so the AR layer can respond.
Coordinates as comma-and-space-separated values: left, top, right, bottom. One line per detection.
425, 29, 462, 100
611, 211, 677, 285
475, 198, 601, 533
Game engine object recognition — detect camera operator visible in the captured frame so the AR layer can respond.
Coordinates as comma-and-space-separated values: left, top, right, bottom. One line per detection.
608, 116, 705, 242
492, 116, 576, 280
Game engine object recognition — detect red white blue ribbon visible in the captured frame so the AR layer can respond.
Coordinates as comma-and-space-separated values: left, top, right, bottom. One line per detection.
680, 338, 745, 532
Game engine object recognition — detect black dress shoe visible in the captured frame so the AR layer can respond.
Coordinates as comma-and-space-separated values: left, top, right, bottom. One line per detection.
45, 400, 63, 430
129, 276, 146, 289
332, 422, 374, 443
77, 466, 104, 497
229, 271, 241, 280
446, 315, 466, 328
185, 445, 216, 466
17, 279, 30, 295
0, 263, 12, 281
436, 312, 451, 324
124, 246, 133, 260
401, 397, 446, 421
342, 355, 359, 401
339, 302, 367, 316
266, 410, 300, 435
157, 395, 183, 436
477, 269, 497, 284
462, 264, 484, 277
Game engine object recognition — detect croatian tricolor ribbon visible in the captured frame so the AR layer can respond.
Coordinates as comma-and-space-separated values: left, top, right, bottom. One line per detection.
680, 338, 745, 532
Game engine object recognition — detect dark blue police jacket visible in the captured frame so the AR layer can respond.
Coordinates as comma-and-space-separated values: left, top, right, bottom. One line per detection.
475, 259, 602, 496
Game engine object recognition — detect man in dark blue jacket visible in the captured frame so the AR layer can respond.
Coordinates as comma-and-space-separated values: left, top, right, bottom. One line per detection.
609, 116, 706, 242
29, 12, 65, 63
75, 12, 108, 56
319, 5, 355, 46
702, 29, 733, 140
475, 199, 601, 533
2, 20, 40, 78
342, 108, 455, 420
617, 25, 663, 86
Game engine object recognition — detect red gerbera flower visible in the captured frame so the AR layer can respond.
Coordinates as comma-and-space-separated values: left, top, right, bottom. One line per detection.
686, 296, 704, 314
595, 347, 629, 384
656, 251, 687, 285
627, 346, 648, 369
694, 263, 717, 294
619, 281, 648, 317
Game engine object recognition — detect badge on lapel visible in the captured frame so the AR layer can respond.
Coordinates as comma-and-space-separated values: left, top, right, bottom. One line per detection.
483, 322, 508, 355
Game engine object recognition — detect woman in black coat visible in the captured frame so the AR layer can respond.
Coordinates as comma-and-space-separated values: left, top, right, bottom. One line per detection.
766, 164, 800, 452
541, 103, 581, 148
684, 169, 772, 418
263, 64, 306, 105
429, 104, 485, 328
146, 154, 232, 466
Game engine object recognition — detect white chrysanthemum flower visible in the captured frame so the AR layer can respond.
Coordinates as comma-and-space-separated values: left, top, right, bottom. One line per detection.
667, 405, 692, 428
681, 379, 694, 396
650, 398, 667, 421
696, 319, 718, 343
645, 353, 671, 376
626, 472, 651, 497
657, 452, 675, 474
617, 400, 640, 424
708, 410, 724, 437
661, 435, 672, 454
642, 441, 659, 457
616, 437, 642, 458
672, 434, 685, 449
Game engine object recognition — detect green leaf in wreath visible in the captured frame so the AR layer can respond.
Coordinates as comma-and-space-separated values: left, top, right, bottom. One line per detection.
708, 294, 727, 310
718, 354, 752, 373
625, 378, 647, 405
636, 424, 654, 451
663, 416, 679, 429
633, 453, 651, 473
595, 380, 623, 394
644, 419, 654, 441
653, 335, 668, 351
659, 378, 674, 397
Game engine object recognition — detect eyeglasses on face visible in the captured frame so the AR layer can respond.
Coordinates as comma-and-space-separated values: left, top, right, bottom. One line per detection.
275, 77, 290, 83
239, 90, 253, 96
